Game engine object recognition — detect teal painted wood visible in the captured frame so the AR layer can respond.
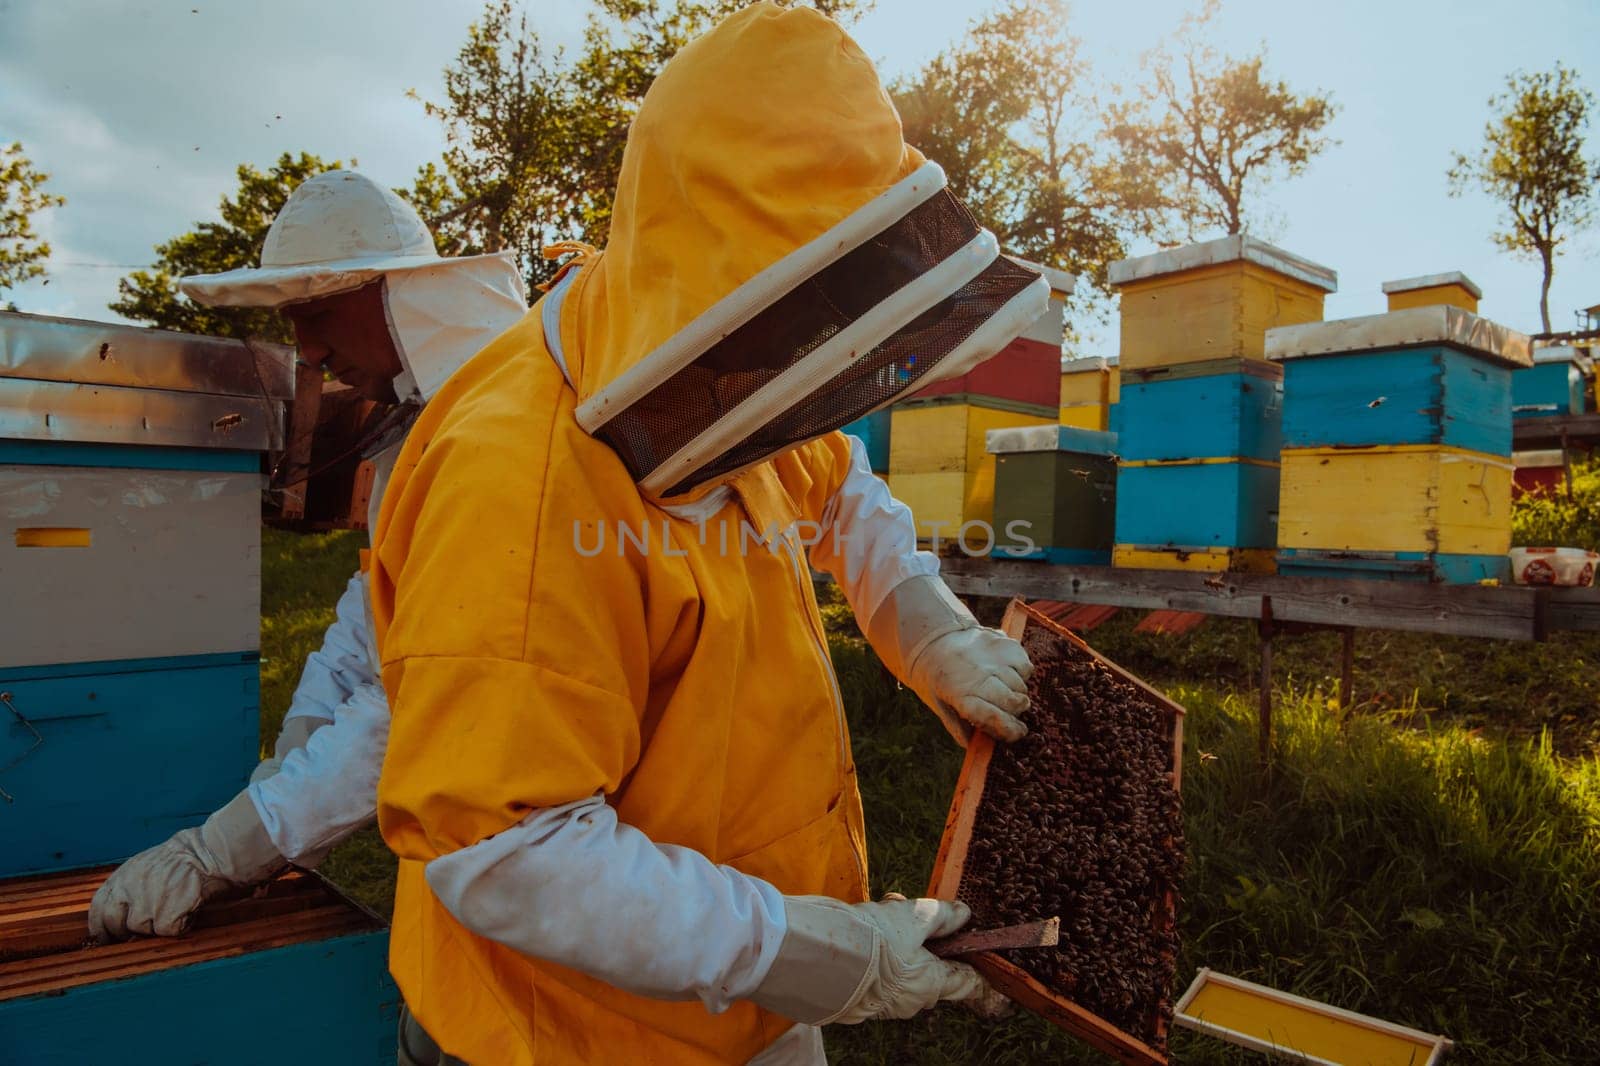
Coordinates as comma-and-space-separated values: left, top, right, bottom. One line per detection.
1114, 461, 1279, 548
1281, 347, 1512, 454
841, 410, 891, 472
992, 546, 1113, 565
0, 929, 399, 1065
1048, 425, 1119, 455
1277, 549, 1510, 584
1115, 369, 1283, 462
993, 451, 1117, 557
0, 655, 259, 877
0, 440, 262, 472
1512, 362, 1585, 419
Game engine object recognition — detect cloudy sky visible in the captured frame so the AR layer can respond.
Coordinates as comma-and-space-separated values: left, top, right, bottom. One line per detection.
2, 0, 1596, 352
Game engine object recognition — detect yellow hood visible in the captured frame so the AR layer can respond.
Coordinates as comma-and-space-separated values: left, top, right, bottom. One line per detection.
559, 1, 924, 402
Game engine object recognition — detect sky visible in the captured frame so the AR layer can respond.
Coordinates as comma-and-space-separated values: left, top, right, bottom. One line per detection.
2, 0, 1597, 354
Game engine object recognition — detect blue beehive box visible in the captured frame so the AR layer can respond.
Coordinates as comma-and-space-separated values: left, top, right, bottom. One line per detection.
1117, 358, 1283, 462
841, 408, 891, 473
1115, 460, 1279, 550
1268, 305, 1528, 456
0, 312, 398, 1062
1512, 346, 1588, 420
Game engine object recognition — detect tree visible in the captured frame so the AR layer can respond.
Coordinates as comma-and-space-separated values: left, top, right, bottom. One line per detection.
891, 0, 1158, 298
415, 0, 872, 287
112, 152, 342, 341
1, 142, 65, 298
1449, 64, 1599, 332
1111, 3, 1337, 238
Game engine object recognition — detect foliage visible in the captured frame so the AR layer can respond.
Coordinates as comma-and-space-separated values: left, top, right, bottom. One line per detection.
1449, 64, 1599, 332
110, 152, 343, 341
891, 0, 1157, 299
416, 0, 872, 288
0, 141, 65, 295
1512, 455, 1600, 553
1110, 1, 1337, 239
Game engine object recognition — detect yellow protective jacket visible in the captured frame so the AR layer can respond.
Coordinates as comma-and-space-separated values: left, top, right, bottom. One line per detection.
370, 4, 924, 1062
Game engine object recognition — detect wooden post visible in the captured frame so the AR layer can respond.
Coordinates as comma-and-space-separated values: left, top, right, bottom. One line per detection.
1339, 626, 1355, 722
1258, 597, 1274, 768
1562, 427, 1575, 498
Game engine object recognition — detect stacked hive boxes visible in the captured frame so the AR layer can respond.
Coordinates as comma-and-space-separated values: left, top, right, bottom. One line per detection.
0, 312, 397, 1061
890, 260, 1075, 544
1107, 235, 1337, 572
988, 424, 1119, 564
1268, 305, 1533, 583
1513, 345, 1590, 420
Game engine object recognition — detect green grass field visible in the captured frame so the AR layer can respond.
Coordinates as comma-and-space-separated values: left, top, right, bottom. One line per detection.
263, 528, 1600, 1064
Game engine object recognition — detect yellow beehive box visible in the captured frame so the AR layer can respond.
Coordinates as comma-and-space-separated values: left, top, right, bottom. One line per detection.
1279, 444, 1513, 556
1059, 404, 1109, 431
888, 397, 1055, 539
1059, 356, 1111, 406
1110, 235, 1337, 369
1112, 545, 1276, 573
1383, 271, 1481, 314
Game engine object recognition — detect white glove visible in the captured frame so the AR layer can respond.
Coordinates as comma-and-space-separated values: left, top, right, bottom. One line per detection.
248, 714, 332, 785
88, 791, 286, 941
866, 575, 1031, 746
751, 896, 988, 1025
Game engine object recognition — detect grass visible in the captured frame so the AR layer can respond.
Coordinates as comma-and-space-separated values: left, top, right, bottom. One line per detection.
262, 529, 1600, 1063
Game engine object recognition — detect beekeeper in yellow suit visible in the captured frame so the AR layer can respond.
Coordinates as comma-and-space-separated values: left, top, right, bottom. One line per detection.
371, 5, 1049, 1064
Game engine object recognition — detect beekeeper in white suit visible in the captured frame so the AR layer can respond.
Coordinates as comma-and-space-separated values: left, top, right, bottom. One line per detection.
87, 170, 530, 940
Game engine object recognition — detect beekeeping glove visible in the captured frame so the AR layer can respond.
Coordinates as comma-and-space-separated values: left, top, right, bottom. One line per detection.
87, 790, 286, 941
248, 713, 333, 784
866, 574, 1031, 746
751, 896, 989, 1024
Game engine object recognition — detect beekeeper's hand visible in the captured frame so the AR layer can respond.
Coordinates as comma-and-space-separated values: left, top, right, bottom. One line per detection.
751, 895, 990, 1024
866, 575, 1031, 746
88, 791, 286, 941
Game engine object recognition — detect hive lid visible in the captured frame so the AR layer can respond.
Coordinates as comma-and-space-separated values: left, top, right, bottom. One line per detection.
1531, 344, 1590, 369
1061, 355, 1110, 373
987, 424, 1117, 455
0, 310, 293, 451
1108, 235, 1337, 293
1381, 271, 1482, 299
1265, 305, 1533, 368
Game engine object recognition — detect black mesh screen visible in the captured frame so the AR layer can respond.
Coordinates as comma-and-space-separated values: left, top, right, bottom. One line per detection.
669, 254, 1040, 496
595, 189, 992, 484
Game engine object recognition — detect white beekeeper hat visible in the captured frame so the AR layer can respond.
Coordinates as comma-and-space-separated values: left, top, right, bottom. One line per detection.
180, 170, 514, 308
180, 170, 529, 403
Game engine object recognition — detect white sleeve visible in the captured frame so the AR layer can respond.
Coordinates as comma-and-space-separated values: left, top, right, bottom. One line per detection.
810, 434, 940, 627
423, 797, 788, 1014
246, 682, 388, 867
283, 573, 377, 723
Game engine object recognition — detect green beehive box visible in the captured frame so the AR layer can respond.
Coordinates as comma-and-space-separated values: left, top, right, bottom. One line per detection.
988, 425, 1118, 563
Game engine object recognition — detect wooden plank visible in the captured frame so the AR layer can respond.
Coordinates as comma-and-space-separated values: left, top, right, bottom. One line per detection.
938, 557, 1548, 641
1511, 412, 1600, 449
928, 917, 1060, 958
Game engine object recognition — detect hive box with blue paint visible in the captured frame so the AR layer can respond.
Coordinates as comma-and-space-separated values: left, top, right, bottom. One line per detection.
1512, 346, 1589, 420
1116, 357, 1283, 463
1269, 305, 1526, 455
840, 408, 891, 473
988, 424, 1117, 564
1267, 306, 1532, 583
0, 311, 399, 1063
